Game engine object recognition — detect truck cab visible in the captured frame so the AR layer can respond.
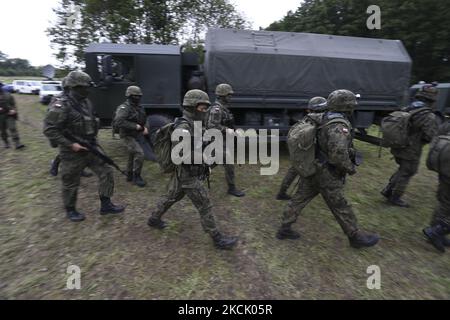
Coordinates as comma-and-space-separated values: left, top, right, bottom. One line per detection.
85, 43, 199, 126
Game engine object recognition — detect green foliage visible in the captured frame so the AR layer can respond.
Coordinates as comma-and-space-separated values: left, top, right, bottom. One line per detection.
0, 51, 42, 77
47, 0, 249, 64
267, 0, 450, 83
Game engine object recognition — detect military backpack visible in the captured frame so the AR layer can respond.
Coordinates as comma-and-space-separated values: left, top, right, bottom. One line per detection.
381, 107, 432, 148
152, 118, 188, 173
287, 113, 350, 177
427, 135, 450, 178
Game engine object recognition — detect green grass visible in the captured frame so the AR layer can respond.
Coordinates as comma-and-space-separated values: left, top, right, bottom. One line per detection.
0, 95, 449, 300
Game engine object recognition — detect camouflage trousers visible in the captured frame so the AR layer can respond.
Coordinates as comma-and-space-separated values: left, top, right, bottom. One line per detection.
211, 146, 236, 187
0, 116, 20, 143
387, 157, 420, 196
278, 166, 299, 195
282, 166, 359, 237
151, 168, 218, 236
60, 150, 114, 209
431, 178, 450, 227
223, 164, 235, 187
122, 136, 144, 175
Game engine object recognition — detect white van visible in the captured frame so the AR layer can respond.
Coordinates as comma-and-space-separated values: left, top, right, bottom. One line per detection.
13, 80, 42, 94
39, 81, 63, 105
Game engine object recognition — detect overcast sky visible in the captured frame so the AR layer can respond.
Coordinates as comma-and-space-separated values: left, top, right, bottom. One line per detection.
0, 0, 301, 66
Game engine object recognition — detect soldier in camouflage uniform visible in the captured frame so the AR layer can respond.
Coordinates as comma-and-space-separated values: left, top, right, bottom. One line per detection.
49, 77, 92, 178
206, 84, 245, 197
44, 71, 124, 222
277, 97, 328, 200
148, 89, 238, 250
0, 83, 25, 149
381, 84, 439, 207
113, 86, 148, 187
276, 90, 379, 249
423, 119, 450, 252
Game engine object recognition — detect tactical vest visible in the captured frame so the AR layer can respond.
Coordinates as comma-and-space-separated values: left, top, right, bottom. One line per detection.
64, 97, 98, 141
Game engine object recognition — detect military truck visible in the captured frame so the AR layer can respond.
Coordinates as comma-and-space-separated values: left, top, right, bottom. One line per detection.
85, 28, 413, 144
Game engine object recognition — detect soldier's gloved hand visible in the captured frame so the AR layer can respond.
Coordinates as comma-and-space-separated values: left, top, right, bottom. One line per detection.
71, 143, 88, 152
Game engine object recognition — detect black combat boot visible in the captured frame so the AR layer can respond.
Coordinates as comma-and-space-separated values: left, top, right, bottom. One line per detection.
276, 192, 292, 201
3, 139, 10, 149
388, 194, 410, 208
66, 207, 86, 222
380, 184, 392, 199
349, 230, 380, 249
100, 197, 125, 215
228, 185, 245, 197
126, 171, 133, 182
50, 160, 59, 177
147, 216, 168, 230
276, 224, 301, 240
423, 223, 450, 253
212, 232, 238, 250
15, 142, 25, 150
133, 173, 146, 188
81, 170, 93, 178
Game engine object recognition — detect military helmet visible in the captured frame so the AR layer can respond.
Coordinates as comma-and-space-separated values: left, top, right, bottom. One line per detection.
415, 83, 438, 102
65, 71, 92, 88
308, 96, 327, 111
183, 89, 211, 108
215, 84, 234, 97
327, 89, 358, 112
126, 86, 143, 97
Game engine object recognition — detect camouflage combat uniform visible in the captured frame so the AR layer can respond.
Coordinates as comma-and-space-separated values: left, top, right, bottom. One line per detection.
423, 120, 450, 252
151, 111, 218, 236
114, 100, 147, 178
431, 122, 450, 227
44, 94, 114, 210
386, 101, 438, 201
149, 89, 237, 250
207, 99, 236, 187
0, 90, 23, 148
278, 90, 379, 248
281, 112, 359, 237
277, 97, 327, 200
205, 84, 244, 197
278, 167, 299, 197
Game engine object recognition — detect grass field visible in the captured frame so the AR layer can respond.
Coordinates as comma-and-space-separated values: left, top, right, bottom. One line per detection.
0, 95, 449, 300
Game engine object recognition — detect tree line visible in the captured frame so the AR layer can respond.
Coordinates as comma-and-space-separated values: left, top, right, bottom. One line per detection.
47, 0, 248, 64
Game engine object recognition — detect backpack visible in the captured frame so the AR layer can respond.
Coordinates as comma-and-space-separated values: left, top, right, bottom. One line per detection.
427, 135, 450, 178
152, 118, 188, 173
381, 108, 431, 148
287, 114, 350, 178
